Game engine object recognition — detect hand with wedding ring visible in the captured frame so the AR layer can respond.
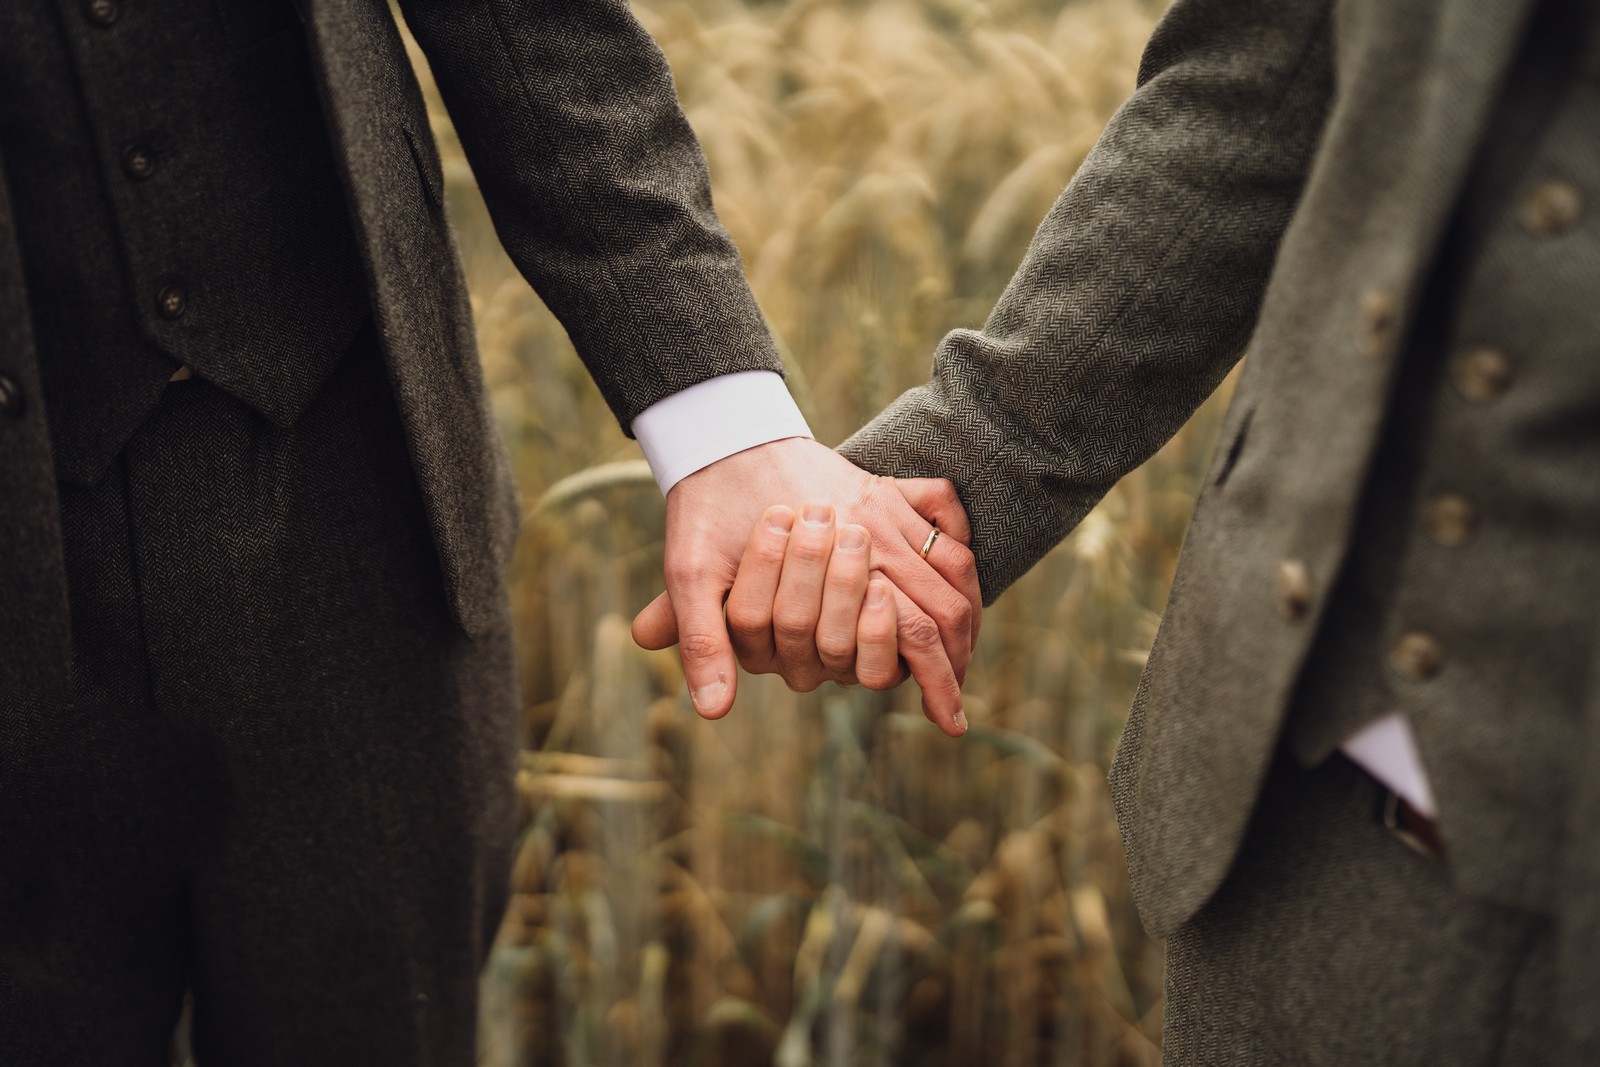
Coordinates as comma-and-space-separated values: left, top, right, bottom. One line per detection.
630, 437, 980, 737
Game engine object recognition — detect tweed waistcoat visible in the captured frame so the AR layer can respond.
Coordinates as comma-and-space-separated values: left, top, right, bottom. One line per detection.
1286, 0, 1600, 915
0, 0, 367, 486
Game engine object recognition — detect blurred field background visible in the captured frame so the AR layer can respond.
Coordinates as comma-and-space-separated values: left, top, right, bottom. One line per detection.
403, 0, 1235, 1062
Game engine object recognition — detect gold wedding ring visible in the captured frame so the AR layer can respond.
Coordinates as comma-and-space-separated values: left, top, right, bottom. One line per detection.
919, 526, 940, 559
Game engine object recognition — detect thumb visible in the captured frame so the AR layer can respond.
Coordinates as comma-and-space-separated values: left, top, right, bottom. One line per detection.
666, 579, 740, 720
632, 591, 680, 650
895, 478, 971, 545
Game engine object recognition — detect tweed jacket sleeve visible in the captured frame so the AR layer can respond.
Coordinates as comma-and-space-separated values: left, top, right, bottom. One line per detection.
394, 0, 781, 431
840, 0, 1336, 602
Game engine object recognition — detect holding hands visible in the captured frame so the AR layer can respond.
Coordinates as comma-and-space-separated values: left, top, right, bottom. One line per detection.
631, 438, 979, 737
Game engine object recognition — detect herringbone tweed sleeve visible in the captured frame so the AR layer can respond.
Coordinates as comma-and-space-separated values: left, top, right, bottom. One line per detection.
841, 0, 1335, 603
395, 0, 781, 431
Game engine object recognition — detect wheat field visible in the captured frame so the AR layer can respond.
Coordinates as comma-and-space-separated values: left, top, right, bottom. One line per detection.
403, 1, 1232, 1063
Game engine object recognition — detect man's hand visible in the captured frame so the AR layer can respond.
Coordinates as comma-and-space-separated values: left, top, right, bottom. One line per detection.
630, 438, 979, 736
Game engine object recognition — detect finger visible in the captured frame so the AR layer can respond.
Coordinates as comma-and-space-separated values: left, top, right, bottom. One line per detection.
632, 590, 678, 650
816, 524, 871, 684
771, 502, 834, 691
725, 505, 795, 674
874, 512, 976, 682
895, 479, 983, 650
914, 520, 983, 652
662, 559, 741, 720
854, 575, 904, 690
892, 587, 968, 737
896, 478, 972, 545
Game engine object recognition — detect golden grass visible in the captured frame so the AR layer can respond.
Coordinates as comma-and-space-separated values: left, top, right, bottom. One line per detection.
404, 1, 1229, 1063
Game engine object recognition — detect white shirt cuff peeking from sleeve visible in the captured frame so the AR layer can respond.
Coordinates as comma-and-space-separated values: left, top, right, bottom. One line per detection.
631, 370, 813, 496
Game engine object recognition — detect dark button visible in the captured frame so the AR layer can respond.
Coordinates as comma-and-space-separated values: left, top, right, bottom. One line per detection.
1358, 290, 1397, 358
1424, 494, 1477, 548
1390, 632, 1444, 682
1518, 179, 1583, 238
156, 284, 187, 320
1274, 559, 1312, 621
1451, 347, 1512, 403
121, 144, 155, 181
83, 0, 120, 27
0, 375, 23, 419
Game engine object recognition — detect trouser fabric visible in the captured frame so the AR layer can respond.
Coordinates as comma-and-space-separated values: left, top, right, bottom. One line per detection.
0, 327, 521, 1066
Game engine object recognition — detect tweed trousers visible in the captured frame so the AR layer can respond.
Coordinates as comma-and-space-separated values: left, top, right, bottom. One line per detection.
1163, 752, 1553, 1065
0, 328, 521, 1066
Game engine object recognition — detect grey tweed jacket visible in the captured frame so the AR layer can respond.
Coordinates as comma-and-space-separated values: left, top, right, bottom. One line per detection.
0, 0, 779, 709
841, 0, 1599, 1023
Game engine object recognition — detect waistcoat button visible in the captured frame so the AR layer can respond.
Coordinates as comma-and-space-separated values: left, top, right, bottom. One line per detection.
1519, 179, 1583, 238
1424, 494, 1477, 548
1274, 559, 1313, 621
0, 375, 23, 419
1390, 632, 1444, 681
1452, 347, 1512, 403
122, 144, 156, 181
82, 0, 120, 27
1358, 290, 1397, 358
156, 284, 188, 320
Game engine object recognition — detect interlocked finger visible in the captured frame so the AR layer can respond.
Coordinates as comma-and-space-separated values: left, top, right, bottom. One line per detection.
725, 505, 795, 673
770, 502, 836, 691
816, 524, 871, 683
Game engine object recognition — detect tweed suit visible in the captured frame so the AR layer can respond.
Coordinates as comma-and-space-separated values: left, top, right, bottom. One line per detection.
0, 0, 779, 1061
841, 0, 1599, 1058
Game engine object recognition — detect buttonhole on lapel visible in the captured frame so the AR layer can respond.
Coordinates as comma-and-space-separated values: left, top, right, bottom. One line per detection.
403, 125, 445, 211
1212, 407, 1254, 487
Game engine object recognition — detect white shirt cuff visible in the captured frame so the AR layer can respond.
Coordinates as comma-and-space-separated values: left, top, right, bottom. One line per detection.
631, 371, 813, 495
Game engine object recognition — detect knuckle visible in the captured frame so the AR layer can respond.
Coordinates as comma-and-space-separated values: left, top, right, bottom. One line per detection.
724, 603, 767, 641
901, 612, 942, 652
663, 552, 709, 587
825, 568, 866, 598
857, 665, 898, 691
679, 632, 723, 664
788, 537, 831, 565
772, 614, 819, 646
786, 672, 823, 694
817, 631, 856, 665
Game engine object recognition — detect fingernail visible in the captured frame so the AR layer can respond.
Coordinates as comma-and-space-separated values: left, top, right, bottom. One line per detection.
953, 709, 969, 734
837, 526, 867, 552
801, 502, 833, 527
765, 507, 795, 534
866, 580, 889, 607
691, 677, 727, 713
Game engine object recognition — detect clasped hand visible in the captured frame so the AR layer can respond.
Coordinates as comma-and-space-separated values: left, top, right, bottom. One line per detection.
631, 438, 980, 736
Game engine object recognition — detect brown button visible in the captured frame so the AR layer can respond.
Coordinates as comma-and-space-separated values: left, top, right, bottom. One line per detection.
1424, 494, 1477, 547
82, 0, 120, 26
1274, 559, 1313, 621
1451, 347, 1512, 403
156, 284, 187, 320
1358, 290, 1398, 358
1390, 632, 1444, 681
1518, 179, 1583, 238
0, 375, 23, 419
121, 144, 155, 181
